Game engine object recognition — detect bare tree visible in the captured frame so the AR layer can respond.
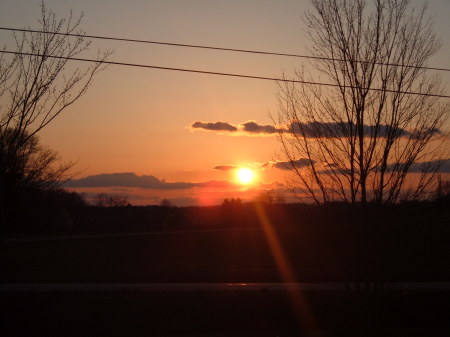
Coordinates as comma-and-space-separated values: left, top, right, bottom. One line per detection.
160, 199, 173, 207
435, 174, 450, 200
276, 2, 449, 334
1, 128, 75, 193
94, 193, 129, 207
277, 0, 449, 205
0, 2, 110, 226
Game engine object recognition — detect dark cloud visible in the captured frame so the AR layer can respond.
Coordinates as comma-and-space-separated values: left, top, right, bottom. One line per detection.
111, 187, 133, 192
386, 159, 450, 173
190, 119, 430, 139
316, 158, 450, 174
190, 120, 280, 136
409, 127, 443, 140
65, 172, 196, 190
214, 165, 237, 171
258, 181, 286, 188
241, 121, 279, 134
197, 180, 236, 188
438, 159, 450, 173
64, 172, 243, 190
191, 121, 237, 132
289, 122, 414, 139
273, 158, 315, 170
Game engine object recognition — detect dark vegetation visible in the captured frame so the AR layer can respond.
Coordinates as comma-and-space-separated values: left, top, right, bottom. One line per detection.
0, 1, 110, 235
277, 0, 449, 205
2, 189, 450, 283
2, 190, 449, 336
4, 188, 450, 235
2, 289, 450, 337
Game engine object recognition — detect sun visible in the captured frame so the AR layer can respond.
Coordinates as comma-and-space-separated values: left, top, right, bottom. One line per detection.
236, 167, 255, 184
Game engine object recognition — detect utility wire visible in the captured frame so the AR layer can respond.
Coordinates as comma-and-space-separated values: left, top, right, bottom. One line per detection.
1, 50, 449, 99
1, 27, 449, 73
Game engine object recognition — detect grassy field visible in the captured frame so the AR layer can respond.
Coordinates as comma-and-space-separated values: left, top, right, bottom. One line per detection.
2, 225, 450, 283
2, 220, 450, 336
2, 289, 449, 336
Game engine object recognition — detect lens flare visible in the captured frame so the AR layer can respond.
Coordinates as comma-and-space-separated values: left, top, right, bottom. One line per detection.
253, 202, 320, 333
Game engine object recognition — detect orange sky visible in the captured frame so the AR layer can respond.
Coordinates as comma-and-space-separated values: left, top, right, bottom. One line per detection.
1, 0, 449, 205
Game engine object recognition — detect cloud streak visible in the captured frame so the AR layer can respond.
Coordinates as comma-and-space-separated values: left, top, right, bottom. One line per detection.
65, 172, 196, 190
289, 121, 413, 139
190, 120, 282, 136
191, 121, 237, 132
270, 158, 450, 173
214, 165, 237, 171
190, 120, 437, 139
273, 158, 315, 170
241, 121, 279, 134
386, 159, 450, 173
65, 172, 238, 190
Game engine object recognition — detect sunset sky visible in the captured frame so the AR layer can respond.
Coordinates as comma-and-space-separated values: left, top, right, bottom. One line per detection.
1, 0, 449, 206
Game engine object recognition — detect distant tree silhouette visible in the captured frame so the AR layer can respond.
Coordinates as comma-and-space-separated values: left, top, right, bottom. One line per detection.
255, 191, 274, 204
94, 193, 129, 207
221, 198, 242, 207
435, 175, 450, 200
277, 0, 449, 205
94, 193, 109, 207
109, 194, 129, 207
160, 199, 173, 207
0, 2, 110, 230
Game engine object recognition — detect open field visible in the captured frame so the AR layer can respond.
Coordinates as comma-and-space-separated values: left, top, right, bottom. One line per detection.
2, 206, 449, 336
2, 289, 450, 337
2, 225, 450, 283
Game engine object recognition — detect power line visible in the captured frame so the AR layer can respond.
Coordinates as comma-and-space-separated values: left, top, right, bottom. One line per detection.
1, 27, 449, 73
1, 50, 449, 99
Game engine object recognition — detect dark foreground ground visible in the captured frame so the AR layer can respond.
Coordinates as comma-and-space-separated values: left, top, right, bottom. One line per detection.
2, 224, 450, 283
2, 202, 450, 336
2, 226, 450, 336
2, 289, 450, 337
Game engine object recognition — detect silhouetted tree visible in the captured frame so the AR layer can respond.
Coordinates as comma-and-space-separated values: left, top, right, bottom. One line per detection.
160, 199, 173, 207
277, 0, 449, 205
255, 191, 274, 204
274, 193, 286, 204
0, 2, 110, 229
222, 198, 242, 207
94, 193, 129, 207
0, 128, 78, 230
94, 193, 108, 207
1, 129, 74, 195
107, 194, 129, 207
435, 175, 450, 200
276, 1, 449, 334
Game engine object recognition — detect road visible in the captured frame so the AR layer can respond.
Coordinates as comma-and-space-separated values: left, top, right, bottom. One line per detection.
2, 282, 450, 292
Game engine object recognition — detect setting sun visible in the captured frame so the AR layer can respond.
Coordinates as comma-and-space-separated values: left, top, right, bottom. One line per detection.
236, 168, 255, 184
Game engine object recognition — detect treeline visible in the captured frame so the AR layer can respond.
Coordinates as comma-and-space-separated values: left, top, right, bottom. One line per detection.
4, 188, 449, 235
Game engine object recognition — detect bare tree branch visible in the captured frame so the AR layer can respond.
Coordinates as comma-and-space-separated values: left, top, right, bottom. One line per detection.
277, 0, 449, 204
0, 2, 111, 227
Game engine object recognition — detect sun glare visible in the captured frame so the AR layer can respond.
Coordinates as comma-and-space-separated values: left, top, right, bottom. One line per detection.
237, 168, 254, 184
